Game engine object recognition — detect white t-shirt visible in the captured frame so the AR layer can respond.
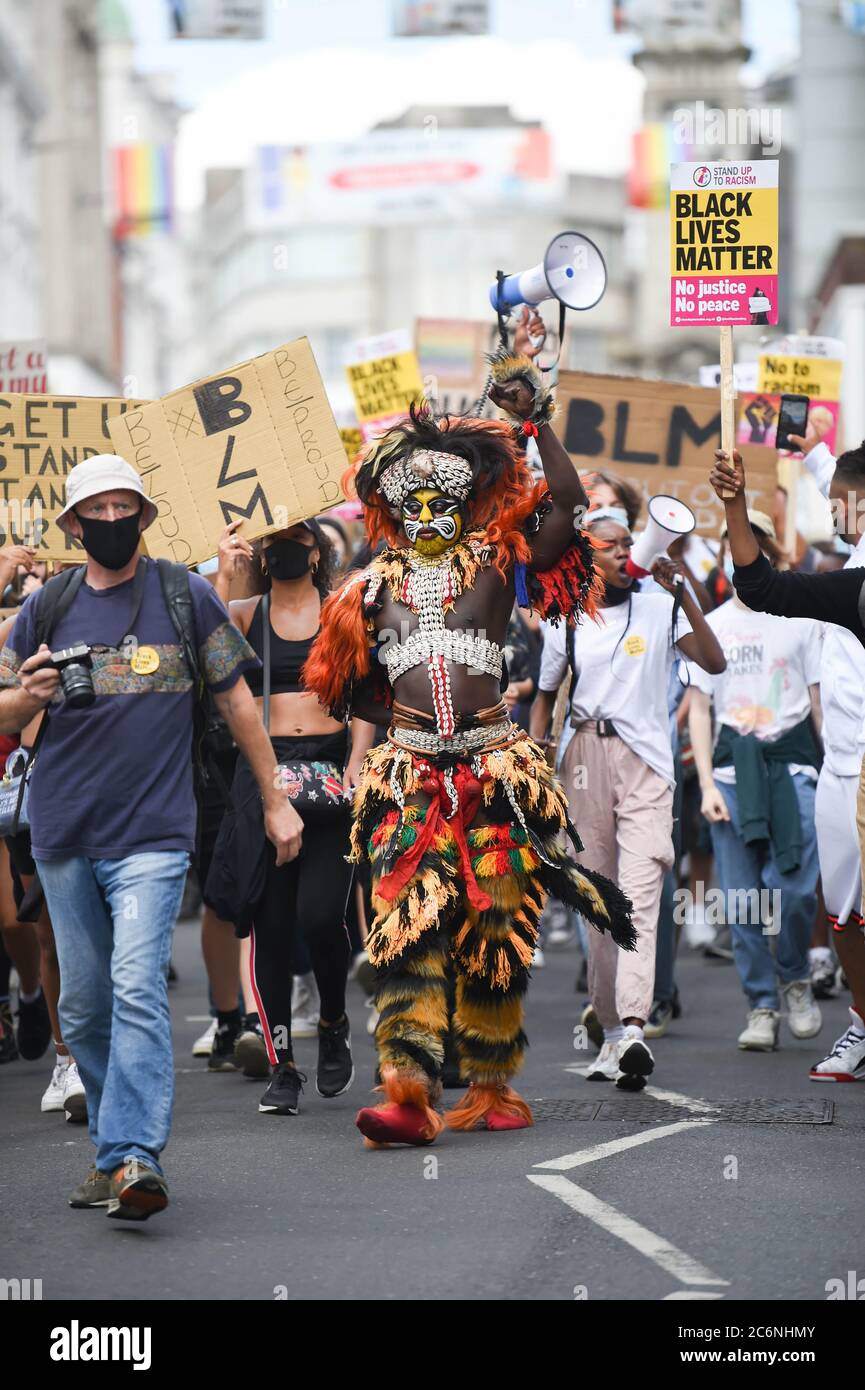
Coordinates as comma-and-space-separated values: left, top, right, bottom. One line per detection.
803, 440, 865, 777
688, 598, 823, 783
539, 592, 692, 787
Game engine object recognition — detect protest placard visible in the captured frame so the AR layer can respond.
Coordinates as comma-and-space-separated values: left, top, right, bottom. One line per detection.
670, 160, 779, 327
109, 339, 346, 567
345, 330, 424, 440
339, 426, 363, 465
0, 394, 150, 559
554, 370, 777, 533
0, 341, 48, 396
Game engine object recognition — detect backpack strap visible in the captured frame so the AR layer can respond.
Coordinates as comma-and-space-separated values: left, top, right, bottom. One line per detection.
156, 557, 202, 691
34, 567, 87, 650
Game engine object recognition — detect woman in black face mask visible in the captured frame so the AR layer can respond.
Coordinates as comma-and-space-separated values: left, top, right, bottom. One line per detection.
208, 519, 375, 1117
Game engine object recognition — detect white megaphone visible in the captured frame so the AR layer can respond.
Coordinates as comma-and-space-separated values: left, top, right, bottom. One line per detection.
489, 231, 608, 315
625, 495, 696, 580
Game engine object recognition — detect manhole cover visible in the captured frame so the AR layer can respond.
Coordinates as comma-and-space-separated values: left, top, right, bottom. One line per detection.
531, 1097, 834, 1125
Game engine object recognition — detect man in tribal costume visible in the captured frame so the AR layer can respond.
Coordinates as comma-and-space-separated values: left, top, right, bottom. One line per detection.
304, 358, 635, 1145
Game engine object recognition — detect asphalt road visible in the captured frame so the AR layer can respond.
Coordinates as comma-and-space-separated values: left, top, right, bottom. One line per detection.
2, 919, 864, 1303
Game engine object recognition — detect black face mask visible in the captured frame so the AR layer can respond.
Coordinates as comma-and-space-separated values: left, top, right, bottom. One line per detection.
265, 537, 313, 581
76, 510, 142, 571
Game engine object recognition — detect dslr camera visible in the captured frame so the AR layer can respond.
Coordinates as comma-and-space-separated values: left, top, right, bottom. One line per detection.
50, 644, 95, 708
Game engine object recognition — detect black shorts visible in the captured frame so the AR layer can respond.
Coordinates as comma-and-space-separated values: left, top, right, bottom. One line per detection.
194, 748, 239, 907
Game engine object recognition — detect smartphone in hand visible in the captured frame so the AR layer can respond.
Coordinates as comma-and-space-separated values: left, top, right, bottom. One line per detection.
776, 393, 810, 452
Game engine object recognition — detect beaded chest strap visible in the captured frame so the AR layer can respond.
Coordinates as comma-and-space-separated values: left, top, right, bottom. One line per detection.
386, 552, 503, 737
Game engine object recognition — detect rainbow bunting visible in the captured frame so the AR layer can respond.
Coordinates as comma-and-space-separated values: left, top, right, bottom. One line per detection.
113, 145, 175, 240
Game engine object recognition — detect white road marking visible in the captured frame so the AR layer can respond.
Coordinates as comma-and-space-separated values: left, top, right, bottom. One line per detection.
644, 1086, 720, 1115
663, 1290, 727, 1300
528, 1173, 730, 1287
532, 1118, 716, 1171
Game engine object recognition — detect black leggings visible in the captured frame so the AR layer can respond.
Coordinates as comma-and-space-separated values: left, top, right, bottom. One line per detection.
247, 732, 353, 1065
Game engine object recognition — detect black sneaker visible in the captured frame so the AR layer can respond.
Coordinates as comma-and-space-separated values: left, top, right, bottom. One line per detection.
234, 1014, 270, 1079
0, 1001, 19, 1064
16, 988, 52, 1061
207, 1019, 241, 1071
316, 1016, 354, 1098
259, 1064, 306, 1115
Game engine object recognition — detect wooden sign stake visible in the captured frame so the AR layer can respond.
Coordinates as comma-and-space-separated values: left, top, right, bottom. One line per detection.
718, 324, 737, 499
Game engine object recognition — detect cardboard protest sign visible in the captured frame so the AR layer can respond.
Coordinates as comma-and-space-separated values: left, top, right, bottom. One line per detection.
670, 160, 779, 327
554, 370, 777, 534
415, 318, 498, 417
0, 395, 150, 559
0, 341, 48, 395
109, 339, 346, 567
345, 330, 424, 440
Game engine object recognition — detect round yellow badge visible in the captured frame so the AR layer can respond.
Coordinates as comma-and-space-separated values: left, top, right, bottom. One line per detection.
130, 646, 160, 676
623, 634, 647, 657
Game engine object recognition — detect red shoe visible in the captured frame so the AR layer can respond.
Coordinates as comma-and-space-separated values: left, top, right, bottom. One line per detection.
356, 1101, 438, 1146
485, 1108, 532, 1131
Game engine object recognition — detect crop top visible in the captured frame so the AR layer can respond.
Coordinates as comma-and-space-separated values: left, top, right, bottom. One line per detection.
244, 597, 318, 697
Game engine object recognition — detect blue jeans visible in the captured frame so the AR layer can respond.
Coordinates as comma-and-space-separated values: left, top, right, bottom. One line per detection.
709, 774, 818, 1010
36, 850, 189, 1177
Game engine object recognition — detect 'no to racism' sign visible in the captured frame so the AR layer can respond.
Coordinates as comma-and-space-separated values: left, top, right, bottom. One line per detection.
670, 161, 779, 328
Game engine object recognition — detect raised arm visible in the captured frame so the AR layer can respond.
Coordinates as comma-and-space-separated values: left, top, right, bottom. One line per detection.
489, 365, 588, 572
709, 448, 865, 638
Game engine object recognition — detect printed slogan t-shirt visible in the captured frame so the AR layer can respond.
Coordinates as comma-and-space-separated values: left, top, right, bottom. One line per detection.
0, 561, 259, 860
687, 597, 822, 784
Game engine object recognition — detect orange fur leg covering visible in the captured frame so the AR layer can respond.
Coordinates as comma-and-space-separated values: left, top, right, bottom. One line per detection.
356, 1067, 445, 1148
444, 1083, 533, 1132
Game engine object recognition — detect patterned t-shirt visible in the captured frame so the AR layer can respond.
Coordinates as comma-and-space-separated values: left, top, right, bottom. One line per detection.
0, 560, 259, 860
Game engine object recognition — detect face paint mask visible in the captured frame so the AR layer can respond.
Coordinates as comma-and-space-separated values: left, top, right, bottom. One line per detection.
402, 490, 463, 557
265, 536, 313, 580
76, 510, 142, 571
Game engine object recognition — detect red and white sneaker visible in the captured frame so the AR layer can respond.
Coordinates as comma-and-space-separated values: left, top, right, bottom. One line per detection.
809, 1008, 865, 1083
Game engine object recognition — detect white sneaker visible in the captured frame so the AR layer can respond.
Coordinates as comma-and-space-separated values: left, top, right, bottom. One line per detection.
291, 973, 320, 1039
585, 1041, 619, 1081
365, 998, 380, 1036
615, 1036, 655, 1091
782, 980, 822, 1039
192, 1018, 217, 1057
809, 1008, 865, 1082
41, 1055, 69, 1113
738, 1008, 780, 1051
62, 1060, 87, 1123
532, 946, 546, 969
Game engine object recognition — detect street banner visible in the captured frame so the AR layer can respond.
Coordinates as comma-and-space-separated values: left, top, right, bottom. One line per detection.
0, 341, 48, 396
170, 1, 264, 39
248, 128, 560, 229
109, 339, 345, 567
670, 160, 779, 327
392, 1, 490, 36
0, 394, 150, 559
345, 330, 424, 441
554, 370, 777, 533
415, 317, 498, 417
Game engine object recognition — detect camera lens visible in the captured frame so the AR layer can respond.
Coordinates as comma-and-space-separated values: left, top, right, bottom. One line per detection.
59, 662, 96, 709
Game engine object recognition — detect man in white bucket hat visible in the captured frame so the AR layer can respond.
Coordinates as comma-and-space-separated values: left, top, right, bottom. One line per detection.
0, 454, 302, 1221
